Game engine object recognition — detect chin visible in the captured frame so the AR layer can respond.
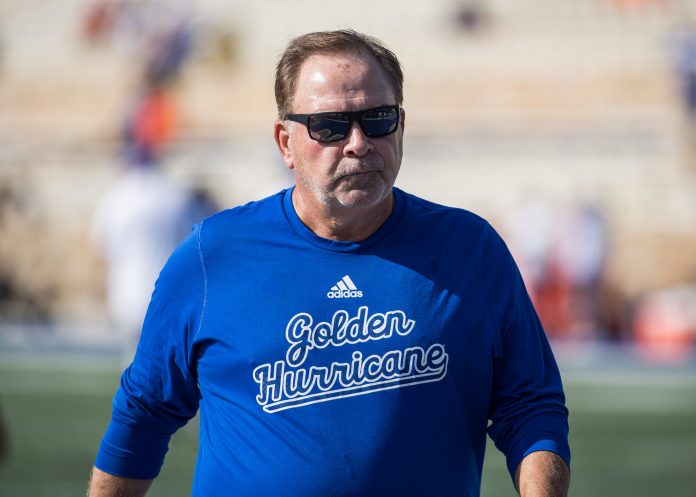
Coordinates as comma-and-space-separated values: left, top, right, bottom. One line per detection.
335, 185, 391, 209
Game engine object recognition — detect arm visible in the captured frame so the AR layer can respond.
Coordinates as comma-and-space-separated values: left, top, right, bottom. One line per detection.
87, 467, 153, 497
91, 226, 205, 485
479, 224, 571, 485
514, 451, 570, 497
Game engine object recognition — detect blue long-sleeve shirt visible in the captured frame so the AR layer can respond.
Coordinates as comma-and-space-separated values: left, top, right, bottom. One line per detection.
96, 187, 570, 497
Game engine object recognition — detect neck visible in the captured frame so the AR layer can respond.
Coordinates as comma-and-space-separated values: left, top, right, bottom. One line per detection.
291, 188, 394, 242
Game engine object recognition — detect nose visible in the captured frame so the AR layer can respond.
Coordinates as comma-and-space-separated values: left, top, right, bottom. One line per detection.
343, 121, 374, 157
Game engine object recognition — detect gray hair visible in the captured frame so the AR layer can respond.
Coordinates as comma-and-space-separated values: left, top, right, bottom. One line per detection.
275, 29, 403, 118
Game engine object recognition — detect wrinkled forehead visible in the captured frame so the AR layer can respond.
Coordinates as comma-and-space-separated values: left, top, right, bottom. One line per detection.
291, 53, 396, 113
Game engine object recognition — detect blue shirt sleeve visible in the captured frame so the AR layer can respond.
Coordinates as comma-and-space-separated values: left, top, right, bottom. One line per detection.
480, 223, 571, 480
95, 223, 206, 479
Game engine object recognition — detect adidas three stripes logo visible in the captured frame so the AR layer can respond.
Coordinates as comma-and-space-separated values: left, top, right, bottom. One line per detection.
327, 275, 363, 299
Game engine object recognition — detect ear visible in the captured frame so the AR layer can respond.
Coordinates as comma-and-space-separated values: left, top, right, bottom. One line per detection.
274, 119, 295, 170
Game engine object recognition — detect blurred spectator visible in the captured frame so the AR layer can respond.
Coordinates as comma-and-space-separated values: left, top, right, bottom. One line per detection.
503, 197, 555, 304
634, 284, 696, 363
597, 279, 632, 342
80, 0, 194, 84
121, 86, 177, 166
90, 160, 217, 364
104, 0, 195, 178
142, 16, 193, 87
505, 200, 611, 340
553, 204, 608, 338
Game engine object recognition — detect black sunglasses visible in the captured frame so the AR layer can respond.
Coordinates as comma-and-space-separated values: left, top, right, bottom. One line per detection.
285, 105, 401, 143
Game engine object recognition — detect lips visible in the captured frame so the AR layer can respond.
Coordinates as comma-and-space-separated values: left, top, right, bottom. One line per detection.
347, 170, 379, 176
337, 158, 384, 178
335, 170, 381, 184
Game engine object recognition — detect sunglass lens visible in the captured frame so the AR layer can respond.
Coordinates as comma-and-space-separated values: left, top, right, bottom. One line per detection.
361, 108, 398, 137
308, 114, 351, 142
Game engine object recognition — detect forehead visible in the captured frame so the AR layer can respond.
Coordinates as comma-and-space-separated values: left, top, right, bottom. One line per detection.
292, 53, 395, 113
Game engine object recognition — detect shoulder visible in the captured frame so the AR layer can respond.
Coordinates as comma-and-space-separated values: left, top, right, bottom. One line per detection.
395, 188, 515, 271
201, 189, 286, 228
396, 188, 492, 239
195, 189, 288, 249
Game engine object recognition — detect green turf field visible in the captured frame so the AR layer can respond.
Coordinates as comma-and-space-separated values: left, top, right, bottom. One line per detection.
0, 359, 694, 497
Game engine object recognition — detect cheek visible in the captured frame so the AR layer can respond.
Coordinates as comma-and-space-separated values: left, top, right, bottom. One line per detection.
301, 146, 341, 170
293, 147, 338, 182
291, 132, 318, 160
377, 140, 402, 167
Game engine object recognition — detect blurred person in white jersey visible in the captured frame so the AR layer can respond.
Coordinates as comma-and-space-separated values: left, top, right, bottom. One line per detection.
91, 155, 215, 364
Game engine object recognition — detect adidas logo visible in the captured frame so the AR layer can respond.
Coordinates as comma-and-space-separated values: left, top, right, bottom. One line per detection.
327, 275, 363, 299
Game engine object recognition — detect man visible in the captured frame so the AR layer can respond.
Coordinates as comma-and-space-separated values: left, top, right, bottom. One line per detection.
88, 30, 570, 497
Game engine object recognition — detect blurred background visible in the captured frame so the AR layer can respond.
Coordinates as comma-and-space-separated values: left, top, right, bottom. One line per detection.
0, 0, 695, 496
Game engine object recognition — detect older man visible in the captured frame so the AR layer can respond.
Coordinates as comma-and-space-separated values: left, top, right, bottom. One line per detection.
88, 30, 570, 497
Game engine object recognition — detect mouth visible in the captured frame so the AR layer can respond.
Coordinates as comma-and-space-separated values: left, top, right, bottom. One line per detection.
339, 169, 382, 179
337, 157, 384, 180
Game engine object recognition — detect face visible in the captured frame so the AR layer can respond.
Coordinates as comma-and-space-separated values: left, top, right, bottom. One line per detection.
275, 53, 405, 212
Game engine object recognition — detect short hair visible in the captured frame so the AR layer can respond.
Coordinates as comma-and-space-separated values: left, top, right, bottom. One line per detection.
275, 29, 403, 119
